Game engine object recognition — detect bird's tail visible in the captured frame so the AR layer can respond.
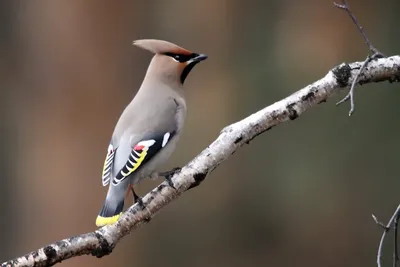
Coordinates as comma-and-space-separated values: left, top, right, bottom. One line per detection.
96, 197, 124, 227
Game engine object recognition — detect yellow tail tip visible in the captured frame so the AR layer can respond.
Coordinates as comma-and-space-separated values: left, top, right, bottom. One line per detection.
96, 213, 121, 227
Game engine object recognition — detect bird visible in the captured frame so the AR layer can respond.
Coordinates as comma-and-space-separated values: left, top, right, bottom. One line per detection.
95, 39, 207, 227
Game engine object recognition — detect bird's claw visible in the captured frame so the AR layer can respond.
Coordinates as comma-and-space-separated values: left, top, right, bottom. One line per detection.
131, 187, 145, 210
135, 196, 145, 210
165, 176, 176, 189
160, 167, 181, 189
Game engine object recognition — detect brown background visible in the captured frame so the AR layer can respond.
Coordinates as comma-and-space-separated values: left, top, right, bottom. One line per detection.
1, 0, 400, 266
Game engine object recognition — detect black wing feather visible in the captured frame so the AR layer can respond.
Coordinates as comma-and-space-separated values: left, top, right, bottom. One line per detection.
112, 131, 176, 185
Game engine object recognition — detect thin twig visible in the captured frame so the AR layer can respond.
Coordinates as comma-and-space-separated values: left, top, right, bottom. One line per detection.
373, 204, 400, 267
335, 55, 370, 116
393, 211, 400, 267
333, 0, 385, 115
333, 0, 384, 56
373, 214, 391, 230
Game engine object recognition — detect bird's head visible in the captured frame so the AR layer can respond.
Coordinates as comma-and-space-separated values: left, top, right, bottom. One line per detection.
133, 39, 207, 85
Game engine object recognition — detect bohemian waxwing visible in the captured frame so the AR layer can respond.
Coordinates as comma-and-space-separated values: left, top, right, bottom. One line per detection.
96, 39, 207, 227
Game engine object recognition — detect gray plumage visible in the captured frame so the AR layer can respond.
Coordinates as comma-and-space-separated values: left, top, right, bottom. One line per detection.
96, 39, 207, 226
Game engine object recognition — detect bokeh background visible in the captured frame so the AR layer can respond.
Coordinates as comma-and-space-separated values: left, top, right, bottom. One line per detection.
1, 0, 400, 266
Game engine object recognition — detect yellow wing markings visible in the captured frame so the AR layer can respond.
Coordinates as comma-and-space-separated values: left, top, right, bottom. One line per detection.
112, 139, 156, 185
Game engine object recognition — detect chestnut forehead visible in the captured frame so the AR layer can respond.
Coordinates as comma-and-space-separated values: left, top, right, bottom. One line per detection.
166, 47, 192, 55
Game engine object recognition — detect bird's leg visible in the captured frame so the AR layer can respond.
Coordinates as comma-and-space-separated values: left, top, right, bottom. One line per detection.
159, 167, 181, 189
131, 186, 144, 209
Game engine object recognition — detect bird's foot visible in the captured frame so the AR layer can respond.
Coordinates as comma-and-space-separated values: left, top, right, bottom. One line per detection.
160, 167, 181, 189
135, 197, 145, 210
131, 187, 145, 210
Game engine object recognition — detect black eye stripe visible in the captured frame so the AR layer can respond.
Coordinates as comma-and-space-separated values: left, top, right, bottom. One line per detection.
164, 52, 199, 63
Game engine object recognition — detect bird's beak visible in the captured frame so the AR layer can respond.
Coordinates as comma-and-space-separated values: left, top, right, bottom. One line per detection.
187, 54, 208, 64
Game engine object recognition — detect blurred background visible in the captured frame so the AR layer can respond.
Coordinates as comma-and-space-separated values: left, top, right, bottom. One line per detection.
0, 0, 400, 266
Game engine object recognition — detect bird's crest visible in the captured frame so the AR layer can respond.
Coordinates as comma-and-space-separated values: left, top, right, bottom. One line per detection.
133, 39, 192, 56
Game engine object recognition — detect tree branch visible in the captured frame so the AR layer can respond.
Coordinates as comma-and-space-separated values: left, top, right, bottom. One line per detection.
333, 0, 385, 115
393, 210, 400, 267
1, 55, 400, 267
373, 204, 400, 267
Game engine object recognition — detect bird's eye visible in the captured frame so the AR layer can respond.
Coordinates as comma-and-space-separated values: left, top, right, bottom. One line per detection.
164, 52, 193, 63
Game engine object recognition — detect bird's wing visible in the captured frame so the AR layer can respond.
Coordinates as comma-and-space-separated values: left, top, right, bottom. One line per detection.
101, 144, 116, 186
111, 131, 176, 186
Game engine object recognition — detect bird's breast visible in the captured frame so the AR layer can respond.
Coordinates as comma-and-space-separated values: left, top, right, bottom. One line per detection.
172, 96, 187, 132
